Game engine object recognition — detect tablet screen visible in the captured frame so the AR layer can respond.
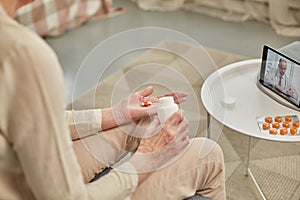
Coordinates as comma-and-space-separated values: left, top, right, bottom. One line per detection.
259, 45, 300, 108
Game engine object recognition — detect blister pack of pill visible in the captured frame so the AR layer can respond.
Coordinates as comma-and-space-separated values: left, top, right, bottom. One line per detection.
257, 115, 300, 136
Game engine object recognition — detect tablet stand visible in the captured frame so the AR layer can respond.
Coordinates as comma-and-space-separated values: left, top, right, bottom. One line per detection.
256, 73, 300, 112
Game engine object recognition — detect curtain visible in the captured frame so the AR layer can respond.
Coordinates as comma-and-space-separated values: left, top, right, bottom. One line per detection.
131, 0, 300, 37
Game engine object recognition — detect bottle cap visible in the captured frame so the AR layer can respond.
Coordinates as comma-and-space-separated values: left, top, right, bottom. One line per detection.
159, 96, 175, 106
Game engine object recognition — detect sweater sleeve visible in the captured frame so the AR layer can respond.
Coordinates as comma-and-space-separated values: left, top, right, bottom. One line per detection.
4, 38, 138, 200
65, 109, 102, 140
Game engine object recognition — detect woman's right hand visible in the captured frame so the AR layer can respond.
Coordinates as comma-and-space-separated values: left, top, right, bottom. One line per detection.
137, 110, 189, 154
129, 110, 190, 183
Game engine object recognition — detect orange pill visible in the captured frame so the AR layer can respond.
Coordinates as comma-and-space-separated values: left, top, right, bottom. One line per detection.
285, 115, 292, 122
269, 128, 277, 135
265, 117, 272, 123
140, 101, 152, 107
282, 121, 290, 128
272, 122, 280, 129
279, 128, 288, 135
274, 116, 282, 123
290, 127, 298, 135
292, 121, 299, 128
262, 123, 270, 130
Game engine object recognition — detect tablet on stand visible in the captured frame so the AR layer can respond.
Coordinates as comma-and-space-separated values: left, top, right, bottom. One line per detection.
257, 41, 300, 112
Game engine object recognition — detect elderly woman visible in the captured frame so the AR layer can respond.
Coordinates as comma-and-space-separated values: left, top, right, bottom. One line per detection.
0, 1, 225, 199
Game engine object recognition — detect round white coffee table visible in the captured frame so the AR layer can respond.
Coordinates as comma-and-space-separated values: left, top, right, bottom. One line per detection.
201, 59, 300, 200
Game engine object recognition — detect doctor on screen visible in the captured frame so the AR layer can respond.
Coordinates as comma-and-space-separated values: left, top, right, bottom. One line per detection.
265, 58, 299, 101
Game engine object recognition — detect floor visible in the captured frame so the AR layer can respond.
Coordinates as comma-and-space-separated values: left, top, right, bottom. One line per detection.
45, 0, 299, 103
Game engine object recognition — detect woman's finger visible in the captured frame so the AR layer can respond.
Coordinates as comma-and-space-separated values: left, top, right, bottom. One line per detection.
164, 130, 189, 154
165, 117, 188, 140
149, 116, 160, 128
165, 110, 183, 125
137, 86, 154, 98
158, 92, 188, 100
178, 118, 189, 133
174, 97, 187, 104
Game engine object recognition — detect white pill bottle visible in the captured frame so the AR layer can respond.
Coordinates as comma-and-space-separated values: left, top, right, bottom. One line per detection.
157, 96, 178, 123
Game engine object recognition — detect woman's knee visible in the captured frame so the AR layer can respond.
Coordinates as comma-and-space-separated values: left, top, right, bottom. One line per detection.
191, 137, 224, 162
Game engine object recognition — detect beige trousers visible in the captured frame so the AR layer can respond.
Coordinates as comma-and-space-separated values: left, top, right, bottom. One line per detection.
72, 119, 225, 200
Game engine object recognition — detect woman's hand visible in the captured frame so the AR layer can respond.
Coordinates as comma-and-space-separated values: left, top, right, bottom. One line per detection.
112, 86, 188, 126
129, 110, 190, 184
137, 111, 189, 154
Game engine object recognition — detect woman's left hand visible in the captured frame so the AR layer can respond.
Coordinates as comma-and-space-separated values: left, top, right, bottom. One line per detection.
112, 86, 188, 125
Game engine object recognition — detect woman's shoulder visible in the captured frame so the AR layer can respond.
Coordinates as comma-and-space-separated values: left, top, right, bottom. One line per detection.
0, 15, 62, 78
0, 13, 57, 64
0, 13, 63, 88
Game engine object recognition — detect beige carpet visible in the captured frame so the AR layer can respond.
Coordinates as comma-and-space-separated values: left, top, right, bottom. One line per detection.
221, 127, 300, 200
69, 41, 300, 200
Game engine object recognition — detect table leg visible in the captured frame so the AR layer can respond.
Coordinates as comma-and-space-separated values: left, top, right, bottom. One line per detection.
245, 136, 266, 200
207, 112, 211, 139
246, 136, 251, 176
